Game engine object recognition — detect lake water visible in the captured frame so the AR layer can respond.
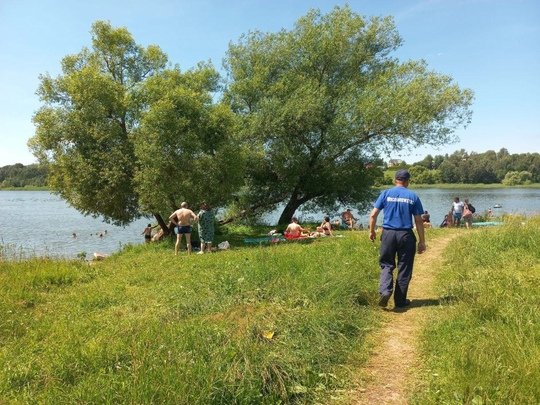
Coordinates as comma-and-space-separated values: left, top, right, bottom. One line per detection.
1, 189, 539, 259
263, 187, 540, 227
0, 191, 150, 260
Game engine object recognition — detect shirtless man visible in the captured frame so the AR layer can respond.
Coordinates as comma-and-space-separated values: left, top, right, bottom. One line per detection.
285, 217, 308, 238
169, 202, 197, 255
341, 208, 357, 230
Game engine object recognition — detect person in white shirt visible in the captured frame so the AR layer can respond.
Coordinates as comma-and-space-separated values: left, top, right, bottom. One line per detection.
451, 197, 465, 227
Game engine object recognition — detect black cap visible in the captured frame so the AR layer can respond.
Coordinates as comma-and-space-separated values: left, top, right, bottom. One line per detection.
395, 169, 411, 180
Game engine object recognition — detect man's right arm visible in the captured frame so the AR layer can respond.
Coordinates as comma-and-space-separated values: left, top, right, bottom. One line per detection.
368, 208, 379, 241
414, 214, 426, 253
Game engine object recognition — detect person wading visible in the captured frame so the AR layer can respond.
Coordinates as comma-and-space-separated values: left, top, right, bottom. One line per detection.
368, 169, 427, 308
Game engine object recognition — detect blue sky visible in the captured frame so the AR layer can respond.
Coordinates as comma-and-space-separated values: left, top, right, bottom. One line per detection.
1, 0, 539, 166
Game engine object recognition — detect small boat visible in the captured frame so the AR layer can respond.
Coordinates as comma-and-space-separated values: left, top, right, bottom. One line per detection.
472, 221, 503, 227
493, 204, 502, 208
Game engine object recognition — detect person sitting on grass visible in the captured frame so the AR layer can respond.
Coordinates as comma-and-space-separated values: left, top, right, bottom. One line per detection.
315, 216, 333, 236
341, 208, 357, 230
284, 217, 309, 239
421, 211, 432, 229
439, 214, 449, 228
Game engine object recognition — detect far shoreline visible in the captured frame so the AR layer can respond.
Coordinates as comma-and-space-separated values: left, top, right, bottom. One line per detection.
2, 184, 540, 192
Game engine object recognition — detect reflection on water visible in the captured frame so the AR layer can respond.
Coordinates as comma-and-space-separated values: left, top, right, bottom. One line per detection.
1, 189, 539, 259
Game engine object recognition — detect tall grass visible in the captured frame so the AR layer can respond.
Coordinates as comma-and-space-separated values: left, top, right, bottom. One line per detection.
413, 217, 540, 404
0, 231, 381, 403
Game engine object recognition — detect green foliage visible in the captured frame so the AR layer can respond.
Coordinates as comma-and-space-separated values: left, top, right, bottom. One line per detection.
133, 66, 246, 214
0, 163, 47, 188
414, 217, 540, 404
501, 170, 533, 185
29, 21, 168, 225
225, 6, 473, 222
413, 154, 444, 170
408, 165, 441, 184
29, 21, 242, 225
0, 232, 381, 403
418, 148, 540, 184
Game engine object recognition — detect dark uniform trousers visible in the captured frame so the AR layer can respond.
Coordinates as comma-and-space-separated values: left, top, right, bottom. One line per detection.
379, 228, 417, 306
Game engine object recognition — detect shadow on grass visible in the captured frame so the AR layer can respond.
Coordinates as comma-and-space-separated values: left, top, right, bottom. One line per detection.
390, 295, 459, 313
353, 293, 371, 306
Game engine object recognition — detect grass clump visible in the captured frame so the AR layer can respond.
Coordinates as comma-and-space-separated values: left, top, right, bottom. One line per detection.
413, 216, 540, 404
0, 230, 381, 403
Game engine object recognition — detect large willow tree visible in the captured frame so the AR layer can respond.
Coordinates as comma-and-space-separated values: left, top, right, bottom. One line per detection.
29, 21, 243, 229
225, 6, 474, 223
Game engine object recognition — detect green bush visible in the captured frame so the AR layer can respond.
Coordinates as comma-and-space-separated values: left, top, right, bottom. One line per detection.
501, 170, 533, 185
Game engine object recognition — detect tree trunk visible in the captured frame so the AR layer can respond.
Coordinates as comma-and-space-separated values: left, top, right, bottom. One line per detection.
277, 194, 305, 225
153, 213, 171, 235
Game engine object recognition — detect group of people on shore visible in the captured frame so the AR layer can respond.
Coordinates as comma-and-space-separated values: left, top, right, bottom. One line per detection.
283, 207, 367, 239
438, 197, 477, 229
284, 216, 334, 239
419, 197, 484, 229
143, 202, 215, 255
145, 202, 366, 253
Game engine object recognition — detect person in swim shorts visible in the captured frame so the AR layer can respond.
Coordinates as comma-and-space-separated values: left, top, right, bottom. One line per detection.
169, 202, 197, 255
451, 197, 464, 227
142, 223, 153, 242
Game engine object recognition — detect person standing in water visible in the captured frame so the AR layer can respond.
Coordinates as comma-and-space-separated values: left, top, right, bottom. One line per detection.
142, 224, 153, 242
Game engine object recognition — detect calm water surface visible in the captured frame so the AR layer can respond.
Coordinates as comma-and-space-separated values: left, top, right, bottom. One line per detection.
1, 189, 539, 259
0, 191, 149, 259
264, 187, 540, 227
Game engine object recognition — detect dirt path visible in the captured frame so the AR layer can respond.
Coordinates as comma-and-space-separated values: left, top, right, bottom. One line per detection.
350, 233, 457, 405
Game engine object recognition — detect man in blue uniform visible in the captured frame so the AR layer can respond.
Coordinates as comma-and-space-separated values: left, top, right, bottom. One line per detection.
368, 169, 426, 308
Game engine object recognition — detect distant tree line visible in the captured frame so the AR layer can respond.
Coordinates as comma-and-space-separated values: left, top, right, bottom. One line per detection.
381, 148, 540, 185
4, 148, 537, 190
0, 163, 47, 188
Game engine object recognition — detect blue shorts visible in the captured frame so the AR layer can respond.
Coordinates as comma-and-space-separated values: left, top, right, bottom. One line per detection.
175, 225, 192, 235
453, 213, 462, 221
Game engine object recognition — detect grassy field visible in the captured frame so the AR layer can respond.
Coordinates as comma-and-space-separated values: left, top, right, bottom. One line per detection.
2, 220, 539, 403
413, 216, 540, 404
0, 229, 384, 404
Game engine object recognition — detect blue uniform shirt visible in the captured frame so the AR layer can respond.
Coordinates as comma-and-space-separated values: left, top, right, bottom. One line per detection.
374, 186, 424, 230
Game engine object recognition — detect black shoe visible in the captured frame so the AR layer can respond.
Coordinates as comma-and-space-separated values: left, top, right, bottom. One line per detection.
378, 294, 391, 307
395, 299, 411, 308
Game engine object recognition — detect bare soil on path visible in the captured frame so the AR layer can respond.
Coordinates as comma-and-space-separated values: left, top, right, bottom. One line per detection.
349, 232, 458, 405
